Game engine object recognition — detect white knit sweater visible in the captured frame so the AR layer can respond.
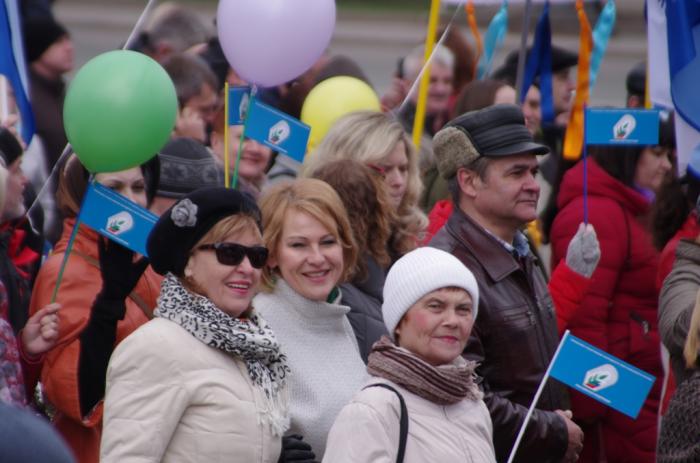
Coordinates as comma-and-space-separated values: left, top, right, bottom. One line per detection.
254, 279, 369, 458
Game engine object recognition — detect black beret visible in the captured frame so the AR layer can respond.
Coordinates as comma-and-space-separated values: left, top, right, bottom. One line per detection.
23, 17, 68, 63
147, 187, 261, 276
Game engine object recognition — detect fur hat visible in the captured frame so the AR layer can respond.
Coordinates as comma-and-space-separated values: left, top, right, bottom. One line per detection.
382, 247, 479, 340
147, 187, 261, 276
434, 104, 549, 179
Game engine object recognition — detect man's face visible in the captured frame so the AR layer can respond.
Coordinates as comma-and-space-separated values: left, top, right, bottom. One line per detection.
37, 35, 74, 76
411, 62, 453, 116
2, 158, 27, 221
466, 154, 540, 231
552, 68, 575, 115
522, 86, 542, 135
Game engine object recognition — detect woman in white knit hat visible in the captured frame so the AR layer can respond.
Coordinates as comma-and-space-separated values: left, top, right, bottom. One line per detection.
323, 246, 496, 463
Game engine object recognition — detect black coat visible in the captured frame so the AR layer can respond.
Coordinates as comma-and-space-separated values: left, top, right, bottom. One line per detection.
341, 256, 388, 364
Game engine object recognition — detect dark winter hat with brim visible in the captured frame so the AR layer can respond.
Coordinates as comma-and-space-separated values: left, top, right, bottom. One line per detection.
147, 187, 261, 276
433, 104, 549, 179
23, 17, 68, 63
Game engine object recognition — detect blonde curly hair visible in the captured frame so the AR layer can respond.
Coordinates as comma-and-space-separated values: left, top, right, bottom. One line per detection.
303, 111, 427, 250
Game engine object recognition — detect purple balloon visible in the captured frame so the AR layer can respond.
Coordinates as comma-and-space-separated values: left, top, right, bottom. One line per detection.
217, 0, 336, 88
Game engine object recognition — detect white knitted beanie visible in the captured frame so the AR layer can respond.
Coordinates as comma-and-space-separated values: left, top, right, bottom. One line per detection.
382, 247, 479, 339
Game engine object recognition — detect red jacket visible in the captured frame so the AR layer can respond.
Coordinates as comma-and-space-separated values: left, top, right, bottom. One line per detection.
29, 219, 162, 463
550, 159, 663, 463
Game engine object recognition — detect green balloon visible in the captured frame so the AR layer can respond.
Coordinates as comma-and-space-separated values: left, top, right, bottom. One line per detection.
63, 50, 177, 173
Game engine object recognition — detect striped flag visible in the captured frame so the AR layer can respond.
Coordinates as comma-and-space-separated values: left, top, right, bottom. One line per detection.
0, 0, 34, 144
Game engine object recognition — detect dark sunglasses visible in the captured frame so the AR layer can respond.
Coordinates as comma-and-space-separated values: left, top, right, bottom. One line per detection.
197, 243, 269, 269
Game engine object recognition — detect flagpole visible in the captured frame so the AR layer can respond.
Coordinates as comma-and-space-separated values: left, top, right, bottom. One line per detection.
583, 106, 588, 225
507, 330, 571, 463
411, 0, 441, 150
514, 0, 533, 103
51, 175, 95, 302
224, 81, 230, 188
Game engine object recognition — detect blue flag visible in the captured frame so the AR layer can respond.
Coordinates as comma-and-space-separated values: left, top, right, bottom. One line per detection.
245, 99, 310, 163
521, 1, 554, 123
0, 0, 34, 144
227, 86, 251, 126
550, 333, 655, 418
585, 108, 660, 145
78, 182, 158, 257
666, 0, 700, 132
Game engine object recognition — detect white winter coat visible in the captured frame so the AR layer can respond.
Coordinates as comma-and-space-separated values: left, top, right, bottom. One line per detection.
100, 317, 286, 463
323, 377, 496, 463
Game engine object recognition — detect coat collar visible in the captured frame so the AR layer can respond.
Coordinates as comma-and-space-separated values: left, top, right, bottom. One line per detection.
445, 207, 527, 283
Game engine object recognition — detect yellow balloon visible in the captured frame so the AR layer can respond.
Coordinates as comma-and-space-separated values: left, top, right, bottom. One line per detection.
301, 76, 381, 151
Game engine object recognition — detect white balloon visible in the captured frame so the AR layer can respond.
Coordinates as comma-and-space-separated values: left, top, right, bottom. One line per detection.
217, 0, 336, 87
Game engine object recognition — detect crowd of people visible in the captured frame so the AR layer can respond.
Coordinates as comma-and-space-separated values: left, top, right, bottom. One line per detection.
0, 1, 697, 463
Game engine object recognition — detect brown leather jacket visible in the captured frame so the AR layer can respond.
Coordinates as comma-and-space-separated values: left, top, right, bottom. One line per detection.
430, 208, 568, 463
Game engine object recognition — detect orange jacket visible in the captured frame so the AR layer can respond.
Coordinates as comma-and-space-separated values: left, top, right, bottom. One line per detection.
29, 218, 162, 463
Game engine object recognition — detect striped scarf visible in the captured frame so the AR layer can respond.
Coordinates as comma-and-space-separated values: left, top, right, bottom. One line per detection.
367, 336, 482, 405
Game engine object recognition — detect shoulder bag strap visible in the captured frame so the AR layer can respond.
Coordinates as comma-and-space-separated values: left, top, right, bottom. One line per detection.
363, 383, 408, 463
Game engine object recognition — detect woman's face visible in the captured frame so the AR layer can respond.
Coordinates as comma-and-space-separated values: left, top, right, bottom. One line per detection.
213, 125, 273, 185
634, 146, 673, 193
269, 209, 344, 302
185, 227, 263, 318
95, 167, 147, 207
395, 288, 474, 366
376, 141, 409, 209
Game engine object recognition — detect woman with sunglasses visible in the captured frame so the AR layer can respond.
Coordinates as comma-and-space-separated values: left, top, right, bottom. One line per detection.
101, 187, 291, 462
254, 179, 368, 459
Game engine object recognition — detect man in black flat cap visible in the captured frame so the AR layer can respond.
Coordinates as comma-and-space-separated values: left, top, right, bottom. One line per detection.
430, 104, 583, 463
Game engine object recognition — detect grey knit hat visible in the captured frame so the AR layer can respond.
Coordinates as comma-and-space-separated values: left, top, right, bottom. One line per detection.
382, 247, 479, 340
157, 137, 223, 198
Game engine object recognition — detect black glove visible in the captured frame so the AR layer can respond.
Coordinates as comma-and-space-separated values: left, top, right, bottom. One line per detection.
96, 238, 149, 318
278, 434, 318, 463
77, 238, 149, 417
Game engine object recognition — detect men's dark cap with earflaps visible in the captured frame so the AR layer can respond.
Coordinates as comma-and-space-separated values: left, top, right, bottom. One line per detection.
433, 103, 550, 179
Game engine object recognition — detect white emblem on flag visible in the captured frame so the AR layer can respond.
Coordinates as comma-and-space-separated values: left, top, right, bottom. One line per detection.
268, 120, 291, 145
613, 114, 636, 140
583, 364, 619, 392
106, 211, 134, 235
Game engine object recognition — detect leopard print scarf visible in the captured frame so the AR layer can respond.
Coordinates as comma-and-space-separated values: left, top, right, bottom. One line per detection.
155, 273, 290, 435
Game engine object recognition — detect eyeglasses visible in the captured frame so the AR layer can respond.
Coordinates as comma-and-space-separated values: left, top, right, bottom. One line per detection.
197, 243, 269, 268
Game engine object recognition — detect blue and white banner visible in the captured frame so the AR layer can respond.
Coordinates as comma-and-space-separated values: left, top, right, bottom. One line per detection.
0, 0, 34, 144
245, 99, 310, 163
78, 182, 158, 256
585, 108, 660, 145
550, 333, 655, 418
227, 85, 251, 126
